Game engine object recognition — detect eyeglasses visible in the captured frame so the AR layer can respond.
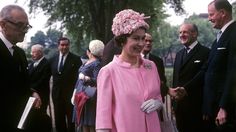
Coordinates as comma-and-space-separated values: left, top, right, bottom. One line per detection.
5, 19, 32, 32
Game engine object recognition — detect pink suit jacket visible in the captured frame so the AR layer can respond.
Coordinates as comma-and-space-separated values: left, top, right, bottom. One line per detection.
96, 55, 162, 132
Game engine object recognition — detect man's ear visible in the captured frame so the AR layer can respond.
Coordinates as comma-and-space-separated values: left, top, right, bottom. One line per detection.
0, 20, 6, 31
219, 9, 226, 18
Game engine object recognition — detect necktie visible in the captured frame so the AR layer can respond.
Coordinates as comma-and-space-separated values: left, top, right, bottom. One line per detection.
58, 55, 64, 73
182, 47, 189, 64
12, 45, 16, 56
217, 31, 222, 42
12, 46, 19, 62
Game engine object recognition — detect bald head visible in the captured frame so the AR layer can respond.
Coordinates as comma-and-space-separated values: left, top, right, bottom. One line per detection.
0, 5, 26, 21
0, 5, 30, 44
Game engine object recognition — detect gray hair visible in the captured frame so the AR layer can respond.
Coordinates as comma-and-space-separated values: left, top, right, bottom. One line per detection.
211, 0, 232, 14
89, 40, 105, 57
0, 5, 26, 21
31, 44, 44, 53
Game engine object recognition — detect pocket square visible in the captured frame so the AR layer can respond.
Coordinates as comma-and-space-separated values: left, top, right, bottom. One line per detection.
217, 47, 226, 50
194, 60, 201, 63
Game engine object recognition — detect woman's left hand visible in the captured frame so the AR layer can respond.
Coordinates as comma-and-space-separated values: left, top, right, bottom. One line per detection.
141, 99, 163, 113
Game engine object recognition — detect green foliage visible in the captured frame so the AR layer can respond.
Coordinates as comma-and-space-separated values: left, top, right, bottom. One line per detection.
30, 31, 46, 46
233, 1, 236, 20
152, 22, 179, 57
165, 67, 173, 87
30, 29, 62, 47
184, 14, 216, 48
46, 28, 63, 46
27, 28, 62, 60
151, 14, 216, 67
28, 0, 185, 55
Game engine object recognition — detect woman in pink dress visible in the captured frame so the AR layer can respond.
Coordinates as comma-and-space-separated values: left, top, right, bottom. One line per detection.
96, 9, 163, 132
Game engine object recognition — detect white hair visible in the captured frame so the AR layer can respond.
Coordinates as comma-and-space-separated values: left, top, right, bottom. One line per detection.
89, 40, 105, 57
31, 44, 44, 53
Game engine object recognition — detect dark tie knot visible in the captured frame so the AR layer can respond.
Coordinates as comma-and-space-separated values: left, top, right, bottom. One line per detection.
12, 45, 17, 50
185, 46, 190, 53
12, 45, 18, 56
185, 46, 190, 50
182, 47, 189, 64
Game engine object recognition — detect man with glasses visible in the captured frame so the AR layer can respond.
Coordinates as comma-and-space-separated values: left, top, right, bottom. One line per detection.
0, 5, 33, 131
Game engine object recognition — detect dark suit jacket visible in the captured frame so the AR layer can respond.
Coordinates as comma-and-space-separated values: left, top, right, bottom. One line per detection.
149, 54, 168, 100
28, 57, 51, 111
27, 57, 52, 132
203, 22, 236, 120
50, 52, 82, 102
173, 43, 210, 131
0, 40, 30, 130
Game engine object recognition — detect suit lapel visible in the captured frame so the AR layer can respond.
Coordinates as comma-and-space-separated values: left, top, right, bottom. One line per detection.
179, 43, 201, 72
63, 53, 71, 71
0, 39, 13, 59
29, 58, 46, 74
217, 21, 236, 44
29, 63, 35, 74
175, 51, 184, 74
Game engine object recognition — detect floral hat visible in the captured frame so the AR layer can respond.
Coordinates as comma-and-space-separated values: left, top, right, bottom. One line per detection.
112, 9, 150, 36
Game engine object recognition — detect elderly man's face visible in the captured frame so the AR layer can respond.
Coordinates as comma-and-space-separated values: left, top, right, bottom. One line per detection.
0, 9, 31, 44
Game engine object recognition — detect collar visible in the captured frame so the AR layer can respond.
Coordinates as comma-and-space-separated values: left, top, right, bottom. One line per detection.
59, 52, 69, 58
141, 53, 149, 58
34, 56, 44, 66
187, 40, 198, 51
0, 32, 14, 51
113, 55, 144, 68
60, 52, 69, 58
220, 20, 235, 33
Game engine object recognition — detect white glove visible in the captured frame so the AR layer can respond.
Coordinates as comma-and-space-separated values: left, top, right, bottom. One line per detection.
79, 73, 90, 81
84, 76, 90, 81
71, 89, 76, 105
79, 73, 85, 80
141, 99, 163, 113
96, 129, 110, 132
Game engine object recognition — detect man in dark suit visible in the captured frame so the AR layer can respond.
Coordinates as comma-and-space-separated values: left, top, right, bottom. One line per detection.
0, 5, 33, 131
27, 44, 52, 132
203, 1, 236, 131
141, 33, 168, 101
50, 37, 82, 132
172, 23, 210, 132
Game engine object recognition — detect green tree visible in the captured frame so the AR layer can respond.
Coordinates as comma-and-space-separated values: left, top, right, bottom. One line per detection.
28, 28, 63, 59
232, 1, 236, 19
30, 31, 46, 46
28, 0, 185, 54
46, 28, 63, 47
30, 28, 62, 47
184, 14, 215, 48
